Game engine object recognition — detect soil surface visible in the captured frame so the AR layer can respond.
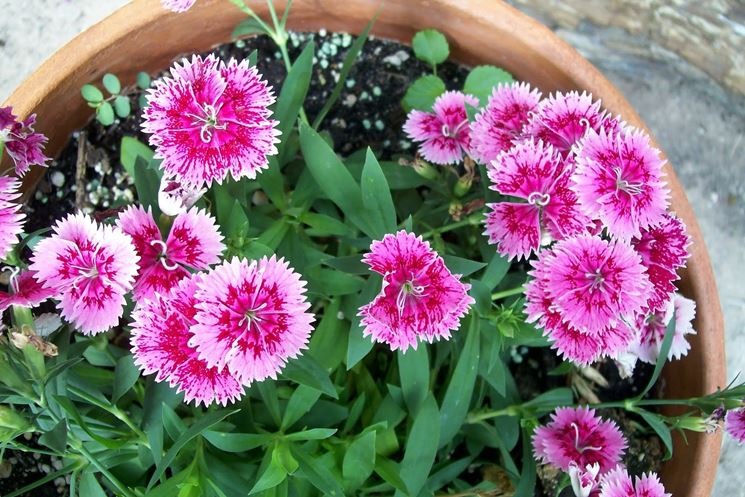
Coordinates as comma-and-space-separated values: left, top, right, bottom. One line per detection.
11, 32, 660, 497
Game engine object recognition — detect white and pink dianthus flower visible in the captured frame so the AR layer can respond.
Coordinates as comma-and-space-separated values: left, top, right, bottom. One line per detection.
568, 462, 601, 497
358, 230, 474, 352
470, 82, 541, 164
403, 91, 479, 165
533, 406, 627, 474
117, 205, 224, 301
0, 270, 57, 314
484, 139, 589, 260
0, 175, 25, 260
573, 127, 670, 240
190, 256, 314, 386
522, 91, 619, 157
161, 0, 197, 12
725, 407, 745, 444
131, 274, 243, 406
142, 54, 280, 187
632, 293, 696, 364
598, 466, 670, 497
0, 106, 48, 177
29, 213, 139, 335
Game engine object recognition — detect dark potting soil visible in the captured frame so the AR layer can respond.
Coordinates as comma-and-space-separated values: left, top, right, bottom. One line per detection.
12, 32, 661, 497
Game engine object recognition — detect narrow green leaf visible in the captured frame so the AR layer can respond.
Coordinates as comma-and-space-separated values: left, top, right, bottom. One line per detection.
275, 42, 314, 158
81, 84, 103, 102
313, 17, 375, 129
361, 148, 396, 237
54, 396, 126, 449
639, 311, 677, 398
374, 458, 409, 494
347, 276, 381, 368
257, 157, 286, 210
309, 298, 347, 371
402, 75, 446, 112
120, 136, 154, 178
232, 17, 271, 38
522, 388, 574, 414
514, 428, 536, 497
301, 212, 355, 237
463, 65, 513, 106
257, 380, 282, 427
323, 255, 367, 274
203, 430, 273, 452
395, 394, 440, 497
112, 355, 140, 403
439, 316, 480, 447
343, 431, 376, 490
281, 355, 338, 399
147, 409, 239, 490
442, 255, 487, 277
102, 73, 121, 94
79, 472, 107, 497
250, 451, 287, 495
282, 385, 322, 430
133, 156, 161, 217
291, 445, 345, 496
398, 346, 429, 415
284, 428, 337, 441
481, 252, 511, 289
412, 29, 449, 66
256, 218, 290, 250
637, 408, 673, 458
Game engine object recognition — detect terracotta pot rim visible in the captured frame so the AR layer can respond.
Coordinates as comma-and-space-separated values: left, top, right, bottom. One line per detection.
3, 1, 725, 495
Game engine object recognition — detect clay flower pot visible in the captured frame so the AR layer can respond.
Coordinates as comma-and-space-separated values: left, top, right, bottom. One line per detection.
3, 0, 725, 495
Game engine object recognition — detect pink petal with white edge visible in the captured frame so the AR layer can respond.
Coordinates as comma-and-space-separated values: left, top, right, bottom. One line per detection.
166, 207, 225, 268
132, 263, 191, 302
0, 270, 57, 313
633, 293, 696, 364
0, 175, 25, 260
484, 202, 541, 261
403, 110, 442, 141
599, 466, 670, 497
116, 205, 162, 267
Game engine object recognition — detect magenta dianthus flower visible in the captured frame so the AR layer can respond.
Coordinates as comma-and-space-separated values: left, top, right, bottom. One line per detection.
29, 213, 139, 334
358, 230, 474, 352
131, 274, 243, 406
0, 270, 57, 313
522, 91, 619, 157
470, 82, 541, 164
598, 466, 670, 497
533, 406, 627, 474
0, 106, 48, 177
632, 213, 690, 312
117, 205, 224, 301
161, 0, 196, 12
0, 176, 25, 260
190, 256, 314, 386
633, 293, 696, 364
484, 139, 589, 260
726, 407, 745, 444
403, 91, 479, 165
142, 54, 280, 187
573, 128, 670, 240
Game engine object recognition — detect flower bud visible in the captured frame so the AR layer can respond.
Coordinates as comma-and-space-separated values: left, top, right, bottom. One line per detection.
453, 175, 473, 197
412, 159, 439, 181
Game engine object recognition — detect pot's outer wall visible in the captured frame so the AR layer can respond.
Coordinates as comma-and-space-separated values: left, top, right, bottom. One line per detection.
3, 0, 725, 495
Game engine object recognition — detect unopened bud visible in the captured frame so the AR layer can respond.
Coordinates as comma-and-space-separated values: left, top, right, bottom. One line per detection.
412, 159, 439, 181
453, 175, 473, 197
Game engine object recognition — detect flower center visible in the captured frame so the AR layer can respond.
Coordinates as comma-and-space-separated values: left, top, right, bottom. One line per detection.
150, 239, 179, 271
613, 166, 643, 195
585, 268, 606, 292
571, 422, 602, 453
189, 103, 228, 143
396, 280, 426, 316
528, 191, 551, 207
441, 119, 468, 138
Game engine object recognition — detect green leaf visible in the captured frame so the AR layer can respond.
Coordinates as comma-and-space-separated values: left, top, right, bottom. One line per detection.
96, 102, 115, 126
257, 156, 286, 211
147, 409, 239, 490
203, 430, 273, 452
225, 200, 250, 237
256, 218, 289, 250
374, 458, 409, 494
275, 42, 314, 158
257, 380, 282, 427
313, 17, 374, 129
301, 212, 355, 237
299, 122, 379, 238
250, 450, 287, 495
284, 428, 337, 442
343, 431, 376, 490
395, 394, 440, 497
112, 354, 140, 402
442, 256, 487, 277
281, 355, 338, 399
81, 84, 103, 103
306, 267, 364, 296
481, 253, 511, 289
323, 255, 367, 275
275, 442, 299, 474
133, 157, 161, 217
136, 71, 151, 89
309, 299, 347, 371
291, 445, 345, 497
463, 65, 514, 106
637, 408, 673, 459
102, 73, 121, 94
402, 75, 446, 112
439, 315, 480, 447
113, 95, 131, 118
282, 385, 322, 430
639, 311, 677, 398
120, 136, 154, 178
79, 472, 107, 497
522, 388, 574, 414
398, 346, 429, 416
361, 148, 396, 237
346, 276, 381, 368
232, 18, 271, 38
412, 29, 449, 66
38, 419, 67, 453
514, 428, 536, 497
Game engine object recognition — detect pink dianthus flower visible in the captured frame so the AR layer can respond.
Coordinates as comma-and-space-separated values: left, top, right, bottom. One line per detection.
470, 82, 541, 164
142, 54, 280, 187
117, 205, 224, 301
0, 175, 25, 260
0, 106, 48, 177
598, 466, 670, 497
190, 256, 314, 386
403, 91, 479, 165
726, 407, 745, 444
533, 406, 627, 474
632, 293, 696, 364
522, 91, 619, 157
358, 230, 474, 352
29, 213, 139, 334
131, 274, 243, 406
632, 213, 690, 312
0, 270, 57, 313
484, 139, 589, 260
572, 128, 670, 240
161, 0, 196, 12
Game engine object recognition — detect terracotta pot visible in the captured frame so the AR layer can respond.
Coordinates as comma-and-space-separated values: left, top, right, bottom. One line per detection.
3, 0, 725, 495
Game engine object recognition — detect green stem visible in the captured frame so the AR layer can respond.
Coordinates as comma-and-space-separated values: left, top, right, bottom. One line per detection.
421, 214, 481, 239
229, 0, 275, 35
76, 441, 138, 497
491, 286, 525, 301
